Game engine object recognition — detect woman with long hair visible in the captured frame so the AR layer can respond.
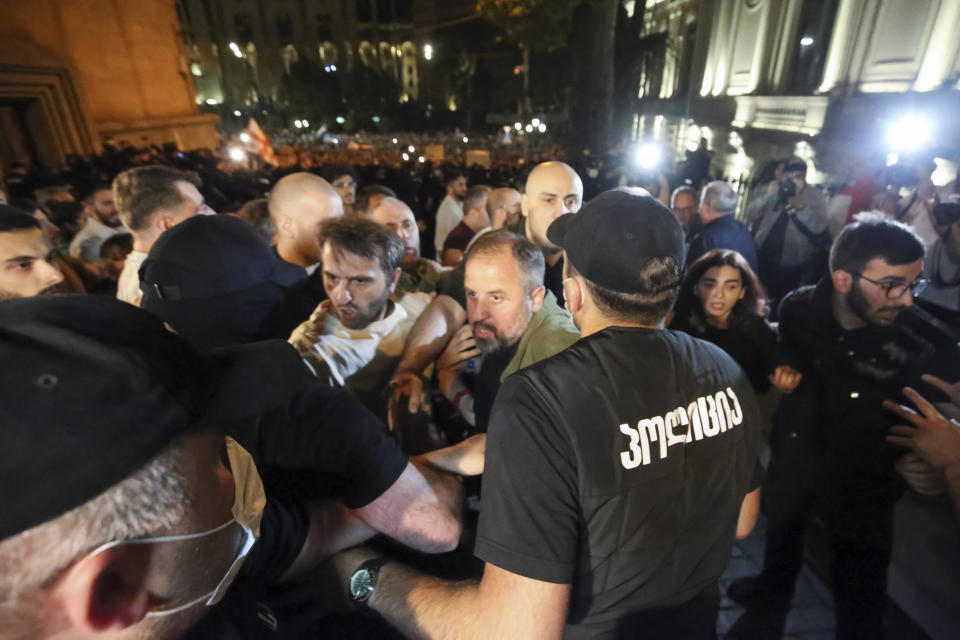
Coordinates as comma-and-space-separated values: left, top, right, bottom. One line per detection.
671, 249, 801, 394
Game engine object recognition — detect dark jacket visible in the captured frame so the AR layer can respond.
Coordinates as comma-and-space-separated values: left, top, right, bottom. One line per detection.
687, 215, 759, 273
772, 278, 959, 481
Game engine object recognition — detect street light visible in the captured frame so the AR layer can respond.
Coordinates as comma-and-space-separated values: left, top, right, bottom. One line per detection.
408, 145, 416, 153
887, 114, 932, 152
402, 152, 410, 161
635, 144, 661, 169
233, 110, 241, 117
463, 136, 469, 143
294, 120, 303, 128
538, 123, 547, 133
302, 119, 309, 127
418, 155, 426, 163
392, 138, 399, 144
229, 42, 243, 58
424, 44, 433, 61
336, 116, 345, 124
532, 118, 541, 127
239, 132, 251, 143
514, 122, 522, 131
800, 36, 814, 47
525, 124, 533, 133
228, 147, 245, 162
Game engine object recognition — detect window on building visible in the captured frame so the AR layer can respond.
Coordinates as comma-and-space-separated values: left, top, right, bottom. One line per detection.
276, 15, 294, 43
234, 15, 253, 43
316, 13, 333, 40
393, 0, 413, 23
356, 0, 374, 23
786, 0, 838, 94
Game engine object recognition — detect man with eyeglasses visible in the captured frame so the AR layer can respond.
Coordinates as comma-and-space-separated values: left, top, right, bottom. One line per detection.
727, 213, 960, 639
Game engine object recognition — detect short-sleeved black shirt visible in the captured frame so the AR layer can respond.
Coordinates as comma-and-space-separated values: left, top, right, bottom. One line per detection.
475, 327, 760, 638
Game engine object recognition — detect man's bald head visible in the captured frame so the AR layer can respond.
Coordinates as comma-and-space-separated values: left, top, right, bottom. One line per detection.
521, 162, 584, 253
486, 188, 523, 229
268, 172, 343, 268
370, 197, 420, 266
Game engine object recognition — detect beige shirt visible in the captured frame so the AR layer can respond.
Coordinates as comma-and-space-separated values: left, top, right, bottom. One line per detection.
116, 250, 148, 305
289, 292, 432, 410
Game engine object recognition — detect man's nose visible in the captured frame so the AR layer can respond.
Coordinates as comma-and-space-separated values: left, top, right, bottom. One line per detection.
39, 260, 64, 288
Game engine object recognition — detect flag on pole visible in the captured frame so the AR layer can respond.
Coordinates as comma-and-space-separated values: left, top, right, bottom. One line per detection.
242, 118, 277, 166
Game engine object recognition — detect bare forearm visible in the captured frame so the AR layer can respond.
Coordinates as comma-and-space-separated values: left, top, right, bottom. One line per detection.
370, 564, 481, 640
281, 502, 377, 582
414, 434, 486, 477
397, 295, 466, 375
354, 462, 463, 553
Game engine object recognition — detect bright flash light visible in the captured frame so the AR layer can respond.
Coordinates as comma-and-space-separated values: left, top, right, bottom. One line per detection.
408, 145, 415, 153
418, 155, 426, 163
336, 116, 345, 124
228, 147, 245, 162
294, 120, 303, 128
462, 136, 469, 143
331, 138, 339, 144
538, 123, 546, 133
514, 122, 522, 131
635, 144, 660, 169
532, 118, 541, 127
402, 152, 410, 161
392, 138, 399, 144
800, 36, 814, 47
229, 42, 243, 58
332, 65, 338, 71
205, 98, 218, 105
887, 115, 932, 152
240, 132, 251, 143
424, 44, 433, 61
302, 119, 309, 127
372, 116, 381, 123
233, 110, 241, 117
525, 124, 533, 133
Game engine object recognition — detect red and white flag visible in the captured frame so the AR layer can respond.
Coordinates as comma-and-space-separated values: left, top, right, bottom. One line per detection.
242, 118, 277, 166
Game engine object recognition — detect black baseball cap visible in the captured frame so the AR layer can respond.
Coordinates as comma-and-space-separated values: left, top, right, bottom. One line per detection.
0, 295, 309, 541
141, 214, 306, 301
546, 188, 686, 294
140, 215, 308, 348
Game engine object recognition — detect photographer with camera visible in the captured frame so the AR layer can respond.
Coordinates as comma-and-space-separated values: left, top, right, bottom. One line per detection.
877, 158, 940, 249
917, 194, 960, 329
751, 159, 829, 303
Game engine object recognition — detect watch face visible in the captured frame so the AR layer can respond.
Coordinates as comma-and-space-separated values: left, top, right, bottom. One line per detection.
350, 569, 374, 600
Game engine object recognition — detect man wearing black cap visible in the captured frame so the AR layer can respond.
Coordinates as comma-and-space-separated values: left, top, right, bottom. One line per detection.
139, 214, 310, 349
333, 188, 762, 639
0, 295, 462, 639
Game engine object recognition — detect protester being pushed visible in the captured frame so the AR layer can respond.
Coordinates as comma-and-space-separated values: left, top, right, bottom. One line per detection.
671, 248, 801, 396
332, 188, 762, 640
726, 213, 960, 640
0, 296, 466, 639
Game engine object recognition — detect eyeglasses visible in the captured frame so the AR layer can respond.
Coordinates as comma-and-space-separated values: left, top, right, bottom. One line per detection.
854, 272, 929, 299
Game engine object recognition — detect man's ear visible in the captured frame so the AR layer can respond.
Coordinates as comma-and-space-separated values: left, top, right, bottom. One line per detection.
564, 276, 585, 314
277, 213, 295, 239
520, 193, 529, 219
156, 213, 177, 233
389, 266, 402, 292
833, 269, 854, 294
529, 285, 546, 314
51, 544, 152, 632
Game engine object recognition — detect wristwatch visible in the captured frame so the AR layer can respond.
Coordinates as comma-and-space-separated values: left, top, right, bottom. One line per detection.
349, 557, 391, 605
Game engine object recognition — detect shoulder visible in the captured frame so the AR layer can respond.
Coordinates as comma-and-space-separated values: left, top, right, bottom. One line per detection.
778, 285, 817, 322
397, 291, 432, 316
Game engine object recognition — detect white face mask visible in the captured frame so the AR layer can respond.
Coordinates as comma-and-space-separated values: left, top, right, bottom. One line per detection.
82, 437, 266, 618
147, 437, 266, 616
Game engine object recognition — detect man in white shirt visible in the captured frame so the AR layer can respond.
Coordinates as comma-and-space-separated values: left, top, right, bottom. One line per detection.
289, 217, 431, 417
113, 166, 209, 305
433, 171, 468, 254
68, 185, 125, 266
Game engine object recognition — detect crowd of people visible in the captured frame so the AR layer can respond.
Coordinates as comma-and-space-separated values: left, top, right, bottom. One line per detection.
1, 135, 959, 640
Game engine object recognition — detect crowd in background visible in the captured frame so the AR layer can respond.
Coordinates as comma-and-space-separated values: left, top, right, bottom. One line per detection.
2, 131, 960, 639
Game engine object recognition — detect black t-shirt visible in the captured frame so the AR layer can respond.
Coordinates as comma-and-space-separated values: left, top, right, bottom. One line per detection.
670, 314, 784, 394
472, 343, 519, 433
183, 361, 409, 638
475, 327, 761, 638
544, 255, 565, 308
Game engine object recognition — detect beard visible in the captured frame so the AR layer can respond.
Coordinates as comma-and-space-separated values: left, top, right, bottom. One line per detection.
472, 306, 532, 354
335, 287, 392, 330
847, 280, 902, 326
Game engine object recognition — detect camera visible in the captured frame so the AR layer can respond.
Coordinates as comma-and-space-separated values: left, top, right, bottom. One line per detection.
932, 201, 960, 227
778, 179, 797, 202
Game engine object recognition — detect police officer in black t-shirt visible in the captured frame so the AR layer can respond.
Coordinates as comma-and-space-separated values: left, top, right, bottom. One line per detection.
336, 188, 762, 640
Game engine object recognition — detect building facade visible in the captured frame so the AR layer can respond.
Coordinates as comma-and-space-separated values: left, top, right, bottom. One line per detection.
0, 0, 219, 172
175, 0, 472, 112
632, 0, 960, 191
